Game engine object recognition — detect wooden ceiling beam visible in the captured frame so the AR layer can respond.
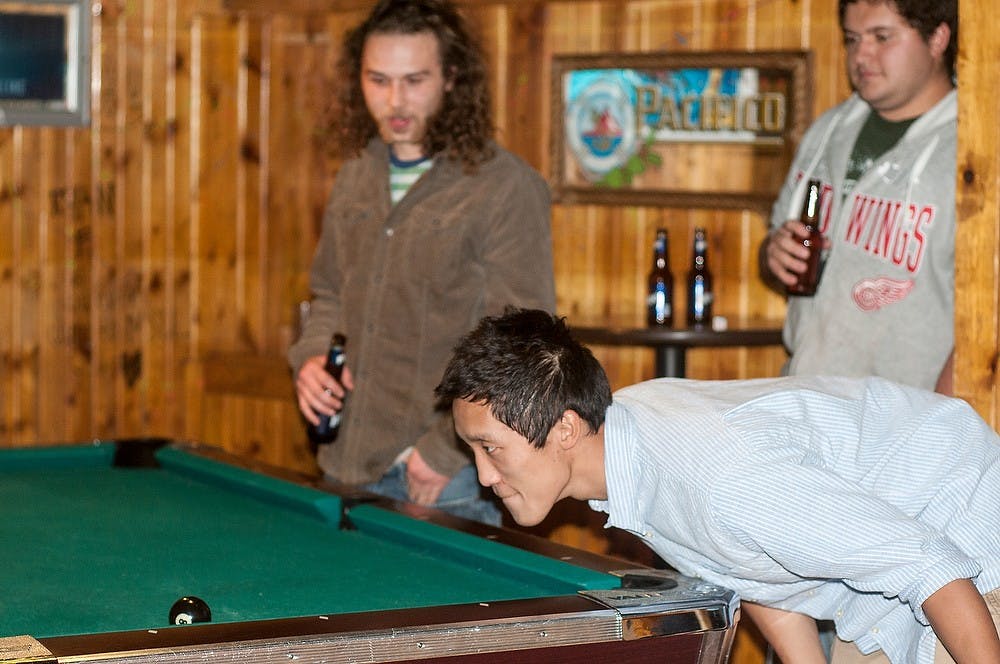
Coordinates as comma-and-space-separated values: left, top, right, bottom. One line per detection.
222, 0, 587, 13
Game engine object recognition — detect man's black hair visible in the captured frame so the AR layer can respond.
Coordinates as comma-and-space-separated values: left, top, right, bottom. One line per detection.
436, 308, 612, 447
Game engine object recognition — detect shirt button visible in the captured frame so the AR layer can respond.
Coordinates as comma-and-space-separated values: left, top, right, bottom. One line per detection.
385, 228, 394, 237
836, 610, 844, 617
871, 628, 879, 634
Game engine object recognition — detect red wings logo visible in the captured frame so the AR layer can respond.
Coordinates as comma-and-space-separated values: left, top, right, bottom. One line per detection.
852, 277, 915, 311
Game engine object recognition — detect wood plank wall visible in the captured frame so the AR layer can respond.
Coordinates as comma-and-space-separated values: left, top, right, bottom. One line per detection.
0, 0, 847, 459
955, 0, 1000, 423
2, 0, 992, 537
4, 2, 995, 662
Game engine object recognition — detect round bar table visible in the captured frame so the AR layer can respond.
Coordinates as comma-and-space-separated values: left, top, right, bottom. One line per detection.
572, 321, 785, 378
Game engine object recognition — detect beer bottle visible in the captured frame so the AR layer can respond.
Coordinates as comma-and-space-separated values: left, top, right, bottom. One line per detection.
646, 228, 674, 327
312, 332, 347, 444
787, 179, 824, 296
686, 227, 713, 327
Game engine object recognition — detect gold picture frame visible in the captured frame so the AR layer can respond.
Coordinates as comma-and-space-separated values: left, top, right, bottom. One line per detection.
551, 50, 812, 211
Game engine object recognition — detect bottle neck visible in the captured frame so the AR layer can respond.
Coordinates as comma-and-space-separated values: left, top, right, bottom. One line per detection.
652, 234, 670, 270
801, 182, 822, 228
691, 234, 708, 270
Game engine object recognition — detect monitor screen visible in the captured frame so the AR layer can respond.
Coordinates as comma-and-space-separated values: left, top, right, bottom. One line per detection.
0, 0, 89, 126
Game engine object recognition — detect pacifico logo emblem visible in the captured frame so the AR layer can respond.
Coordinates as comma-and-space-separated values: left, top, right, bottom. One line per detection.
562, 67, 789, 187
565, 77, 639, 183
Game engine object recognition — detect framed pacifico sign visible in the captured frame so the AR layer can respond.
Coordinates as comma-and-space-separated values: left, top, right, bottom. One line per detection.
551, 51, 811, 211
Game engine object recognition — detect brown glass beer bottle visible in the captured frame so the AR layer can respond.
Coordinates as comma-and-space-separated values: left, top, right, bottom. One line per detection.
686, 227, 713, 327
787, 179, 824, 296
312, 332, 346, 444
647, 228, 674, 326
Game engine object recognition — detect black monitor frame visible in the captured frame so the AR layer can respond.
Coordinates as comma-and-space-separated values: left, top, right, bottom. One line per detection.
0, 0, 90, 127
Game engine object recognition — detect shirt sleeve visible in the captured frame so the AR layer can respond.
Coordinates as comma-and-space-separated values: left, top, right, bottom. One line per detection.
412, 408, 473, 478
479, 161, 557, 315
287, 180, 349, 375
710, 449, 982, 624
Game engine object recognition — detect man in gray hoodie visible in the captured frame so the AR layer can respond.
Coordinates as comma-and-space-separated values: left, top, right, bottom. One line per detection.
760, 0, 956, 394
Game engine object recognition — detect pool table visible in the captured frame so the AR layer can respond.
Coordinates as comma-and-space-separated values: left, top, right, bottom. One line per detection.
0, 439, 738, 664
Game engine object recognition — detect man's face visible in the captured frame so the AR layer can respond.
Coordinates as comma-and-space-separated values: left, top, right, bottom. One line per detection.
452, 398, 571, 527
842, 1, 949, 121
360, 31, 452, 161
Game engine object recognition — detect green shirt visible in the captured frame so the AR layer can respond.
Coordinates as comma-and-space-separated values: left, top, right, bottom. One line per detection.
843, 111, 917, 196
389, 153, 433, 204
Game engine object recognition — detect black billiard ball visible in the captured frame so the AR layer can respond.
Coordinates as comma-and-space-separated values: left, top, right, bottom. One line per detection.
169, 596, 212, 625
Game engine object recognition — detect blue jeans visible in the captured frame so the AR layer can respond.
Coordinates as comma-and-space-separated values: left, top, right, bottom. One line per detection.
361, 462, 502, 526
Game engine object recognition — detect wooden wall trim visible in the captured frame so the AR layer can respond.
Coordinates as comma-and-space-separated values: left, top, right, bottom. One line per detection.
223, 0, 605, 12
955, 0, 1000, 424
196, 353, 295, 400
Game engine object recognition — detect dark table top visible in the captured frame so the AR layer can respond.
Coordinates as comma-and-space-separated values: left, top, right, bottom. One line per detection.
571, 320, 784, 348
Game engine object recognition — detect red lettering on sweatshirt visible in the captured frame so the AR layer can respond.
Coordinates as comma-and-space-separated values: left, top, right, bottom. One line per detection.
841, 193, 935, 274
818, 183, 835, 234
845, 195, 877, 245
907, 205, 933, 272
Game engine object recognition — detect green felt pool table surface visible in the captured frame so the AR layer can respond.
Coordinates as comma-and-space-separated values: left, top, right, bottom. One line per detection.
0, 442, 617, 638
0, 440, 739, 664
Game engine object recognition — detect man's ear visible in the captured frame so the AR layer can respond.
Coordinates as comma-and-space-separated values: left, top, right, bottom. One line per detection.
551, 410, 585, 451
928, 22, 951, 60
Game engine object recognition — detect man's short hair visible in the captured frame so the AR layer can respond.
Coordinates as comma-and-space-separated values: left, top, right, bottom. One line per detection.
328, 0, 494, 169
436, 309, 613, 447
839, 0, 957, 79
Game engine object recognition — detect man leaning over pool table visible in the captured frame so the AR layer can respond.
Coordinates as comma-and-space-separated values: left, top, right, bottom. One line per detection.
434, 308, 1000, 664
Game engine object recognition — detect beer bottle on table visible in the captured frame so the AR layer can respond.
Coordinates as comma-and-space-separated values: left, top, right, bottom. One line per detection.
787, 179, 824, 296
312, 332, 346, 444
686, 227, 713, 327
647, 228, 674, 327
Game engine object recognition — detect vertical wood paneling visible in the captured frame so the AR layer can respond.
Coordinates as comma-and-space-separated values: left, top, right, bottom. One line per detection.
0, 0, 955, 443
955, 0, 1000, 422
504, 3, 548, 165
0, 128, 13, 440
93, 0, 119, 435
118, 0, 146, 433
243, 16, 266, 350
172, 1, 197, 436
6, 3, 995, 661
2, 2, 995, 599
197, 15, 240, 352
18, 129, 42, 441
266, 13, 308, 348
144, 0, 170, 434
60, 131, 85, 439
37, 129, 57, 442
161, 0, 180, 433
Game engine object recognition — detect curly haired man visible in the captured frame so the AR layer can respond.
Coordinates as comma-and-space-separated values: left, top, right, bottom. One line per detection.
289, 0, 555, 525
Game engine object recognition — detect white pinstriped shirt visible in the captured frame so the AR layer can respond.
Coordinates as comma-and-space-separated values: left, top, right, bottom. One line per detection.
589, 375, 1000, 664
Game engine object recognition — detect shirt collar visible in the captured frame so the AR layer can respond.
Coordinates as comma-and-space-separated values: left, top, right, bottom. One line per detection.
589, 399, 646, 535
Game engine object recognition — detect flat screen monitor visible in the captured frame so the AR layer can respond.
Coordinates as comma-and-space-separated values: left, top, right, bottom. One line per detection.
0, 0, 90, 126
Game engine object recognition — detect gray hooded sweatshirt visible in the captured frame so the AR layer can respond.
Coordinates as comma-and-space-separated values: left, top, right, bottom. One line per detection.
769, 90, 956, 390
